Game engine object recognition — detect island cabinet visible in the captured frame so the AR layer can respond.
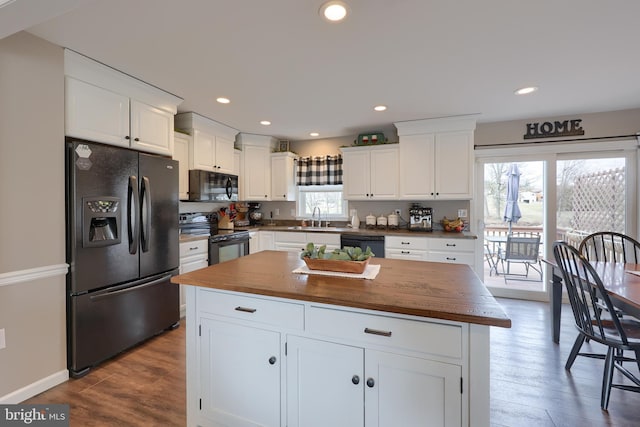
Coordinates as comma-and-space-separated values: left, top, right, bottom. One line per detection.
190, 287, 466, 427
395, 116, 477, 200
176, 251, 511, 427
64, 50, 181, 156
341, 145, 399, 200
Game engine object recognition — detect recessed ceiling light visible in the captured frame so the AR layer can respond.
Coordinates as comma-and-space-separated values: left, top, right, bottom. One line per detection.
260, 120, 271, 126
216, 97, 230, 104
319, 1, 349, 22
514, 86, 538, 95
310, 132, 320, 137
374, 105, 387, 112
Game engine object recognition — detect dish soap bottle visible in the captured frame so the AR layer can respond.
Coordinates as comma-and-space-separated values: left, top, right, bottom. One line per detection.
350, 209, 360, 229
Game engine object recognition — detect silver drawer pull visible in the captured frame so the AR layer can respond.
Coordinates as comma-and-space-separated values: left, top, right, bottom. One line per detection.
235, 306, 257, 313
364, 327, 392, 337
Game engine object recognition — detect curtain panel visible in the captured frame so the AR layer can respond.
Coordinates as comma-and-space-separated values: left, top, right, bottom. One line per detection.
296, 155, 343, 186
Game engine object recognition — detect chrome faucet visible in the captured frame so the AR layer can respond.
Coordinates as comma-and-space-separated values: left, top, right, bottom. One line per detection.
311, 206, 321, 227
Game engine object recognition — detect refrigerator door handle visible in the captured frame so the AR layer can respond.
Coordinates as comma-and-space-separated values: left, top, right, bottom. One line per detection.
89, 273, 173, 301
141, 176, 152, 252
128, 175, 140, 254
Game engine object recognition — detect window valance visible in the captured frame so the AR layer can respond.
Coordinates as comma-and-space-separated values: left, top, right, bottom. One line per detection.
296, 155, 343, 186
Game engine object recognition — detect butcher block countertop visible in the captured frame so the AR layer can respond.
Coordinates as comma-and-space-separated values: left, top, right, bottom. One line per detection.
172, 250, 511, 328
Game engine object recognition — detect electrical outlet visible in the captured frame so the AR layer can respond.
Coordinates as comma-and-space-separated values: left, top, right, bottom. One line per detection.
0, 328, 5, 350
275, 208, 280, 216
457, 209, 468, 218
394, 209, 401, 216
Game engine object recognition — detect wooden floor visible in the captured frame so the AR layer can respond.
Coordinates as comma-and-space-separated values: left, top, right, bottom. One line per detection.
25, 299, 640, 426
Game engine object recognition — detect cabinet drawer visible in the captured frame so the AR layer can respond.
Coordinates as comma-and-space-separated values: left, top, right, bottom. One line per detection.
306, 306, 462, 359
307, 232, 340, 246
275, 231, 307, 243
198, 289, 304, 330
385, 249, 428, 261
428, 251, 475, 266
385, 235, 429, 250
180, 239, 208, 257
429, 238, 475, 252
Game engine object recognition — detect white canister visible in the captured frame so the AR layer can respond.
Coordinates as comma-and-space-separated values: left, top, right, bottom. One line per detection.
388, 212, 399, 228
376, 214, 387, 228
365, 213, 377, 228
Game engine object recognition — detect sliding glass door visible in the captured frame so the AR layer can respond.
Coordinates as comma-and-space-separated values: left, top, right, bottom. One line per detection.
474, 140, 636, 301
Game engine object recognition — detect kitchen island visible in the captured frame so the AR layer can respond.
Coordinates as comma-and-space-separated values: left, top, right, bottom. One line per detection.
172, 251, 510, 427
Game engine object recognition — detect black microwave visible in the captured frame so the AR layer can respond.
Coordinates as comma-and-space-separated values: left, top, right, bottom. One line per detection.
189, 170, 239, 202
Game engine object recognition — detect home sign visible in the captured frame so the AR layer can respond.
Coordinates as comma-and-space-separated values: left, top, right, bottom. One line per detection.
523, 119, 584, 139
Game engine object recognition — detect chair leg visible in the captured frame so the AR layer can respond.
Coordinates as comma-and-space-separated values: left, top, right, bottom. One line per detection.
601, 347, 615, 411
566, 334, 586, 370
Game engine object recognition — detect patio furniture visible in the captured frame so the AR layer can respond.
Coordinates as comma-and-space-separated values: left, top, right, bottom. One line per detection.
498, 233, 542, 283
552, 241, 640, 410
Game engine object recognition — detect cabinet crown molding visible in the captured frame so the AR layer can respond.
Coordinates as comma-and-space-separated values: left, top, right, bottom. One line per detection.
64, 49, 182, 114
394, 114, 478, 136
236, 133, 279, 149
174, 112, 239, 140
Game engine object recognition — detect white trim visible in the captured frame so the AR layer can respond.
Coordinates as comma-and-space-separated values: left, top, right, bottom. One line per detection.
0, 264, 69, 287
474, 138, 637, 157
394, 114, 478, 135
0, 370, 68, 404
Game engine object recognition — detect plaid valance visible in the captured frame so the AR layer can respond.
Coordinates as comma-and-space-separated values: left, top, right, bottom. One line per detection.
296, 155, 343, 186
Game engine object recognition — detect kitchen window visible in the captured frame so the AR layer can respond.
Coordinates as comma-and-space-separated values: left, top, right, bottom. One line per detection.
296, 185, 348, 220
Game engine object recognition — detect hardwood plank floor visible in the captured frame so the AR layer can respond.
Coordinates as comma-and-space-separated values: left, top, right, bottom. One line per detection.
24, 299, 640, 426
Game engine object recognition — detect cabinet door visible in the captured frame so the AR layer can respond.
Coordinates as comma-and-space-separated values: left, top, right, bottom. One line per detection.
244, 145, 271, 200
215, 135, 235, 174
65, 77, 130, 147
271, 154, 296, 201
342, 149, 371, 200
130, 100, 173, 155
260, 231, 275, 251
399, 134, 435, 199
200, 318, 281, 427
434, 131, 473, 199
173, 133, 190, 200
191, 129, 215, 171
286, 335, 364, 427
369, 147, 398, 199
365, 350, 462, 427
249, 231, 260, 254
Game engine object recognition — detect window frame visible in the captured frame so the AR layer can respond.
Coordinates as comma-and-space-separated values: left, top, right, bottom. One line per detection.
295, 184, 349, 221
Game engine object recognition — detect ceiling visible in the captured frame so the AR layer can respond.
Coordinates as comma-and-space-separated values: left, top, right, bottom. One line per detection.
6, 0, 640, 141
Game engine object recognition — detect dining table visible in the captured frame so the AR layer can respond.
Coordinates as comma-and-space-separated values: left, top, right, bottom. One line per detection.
543, 258, 640, 343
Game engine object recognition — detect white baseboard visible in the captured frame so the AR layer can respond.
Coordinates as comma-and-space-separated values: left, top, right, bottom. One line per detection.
0, 369, 69, 404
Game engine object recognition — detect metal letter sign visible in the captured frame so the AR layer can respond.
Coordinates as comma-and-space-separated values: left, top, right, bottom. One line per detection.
523, 119, 584, 139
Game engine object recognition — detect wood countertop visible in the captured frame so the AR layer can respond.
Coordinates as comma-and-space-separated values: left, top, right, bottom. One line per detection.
172, 251, 511, 328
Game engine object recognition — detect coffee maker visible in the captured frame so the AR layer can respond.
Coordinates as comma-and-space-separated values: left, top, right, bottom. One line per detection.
248, 202, 263, 226
409, 204, 433, 231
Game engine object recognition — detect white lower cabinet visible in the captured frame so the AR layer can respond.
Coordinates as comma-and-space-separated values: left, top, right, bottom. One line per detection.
199, 318, 281, 426
189, 288, 469, 427
259, 231, 275, 251
385, 235, 429, 261
427, 238, 475, 267
274, 232, 340, 253
179, 239, 208, 315
286, 337, 461, 427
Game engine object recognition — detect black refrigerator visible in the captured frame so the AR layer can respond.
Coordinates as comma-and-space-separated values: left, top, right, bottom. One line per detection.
65, 138, 180, 377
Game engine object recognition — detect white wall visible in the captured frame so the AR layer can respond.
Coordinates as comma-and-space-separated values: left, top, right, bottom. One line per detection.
0, 32, 67, 400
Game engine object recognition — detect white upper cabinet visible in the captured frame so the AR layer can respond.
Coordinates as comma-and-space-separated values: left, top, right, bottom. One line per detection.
174, 112, 238, 174
271, 152, 297, 201
173, 132, 190, 200
396, 116, 477, 200
236, 133, 278, 201
64, 50, 182, 156
341, 145, 398, 200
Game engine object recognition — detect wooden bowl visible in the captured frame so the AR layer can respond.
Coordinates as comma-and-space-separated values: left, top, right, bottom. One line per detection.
302, 257, 370, 274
